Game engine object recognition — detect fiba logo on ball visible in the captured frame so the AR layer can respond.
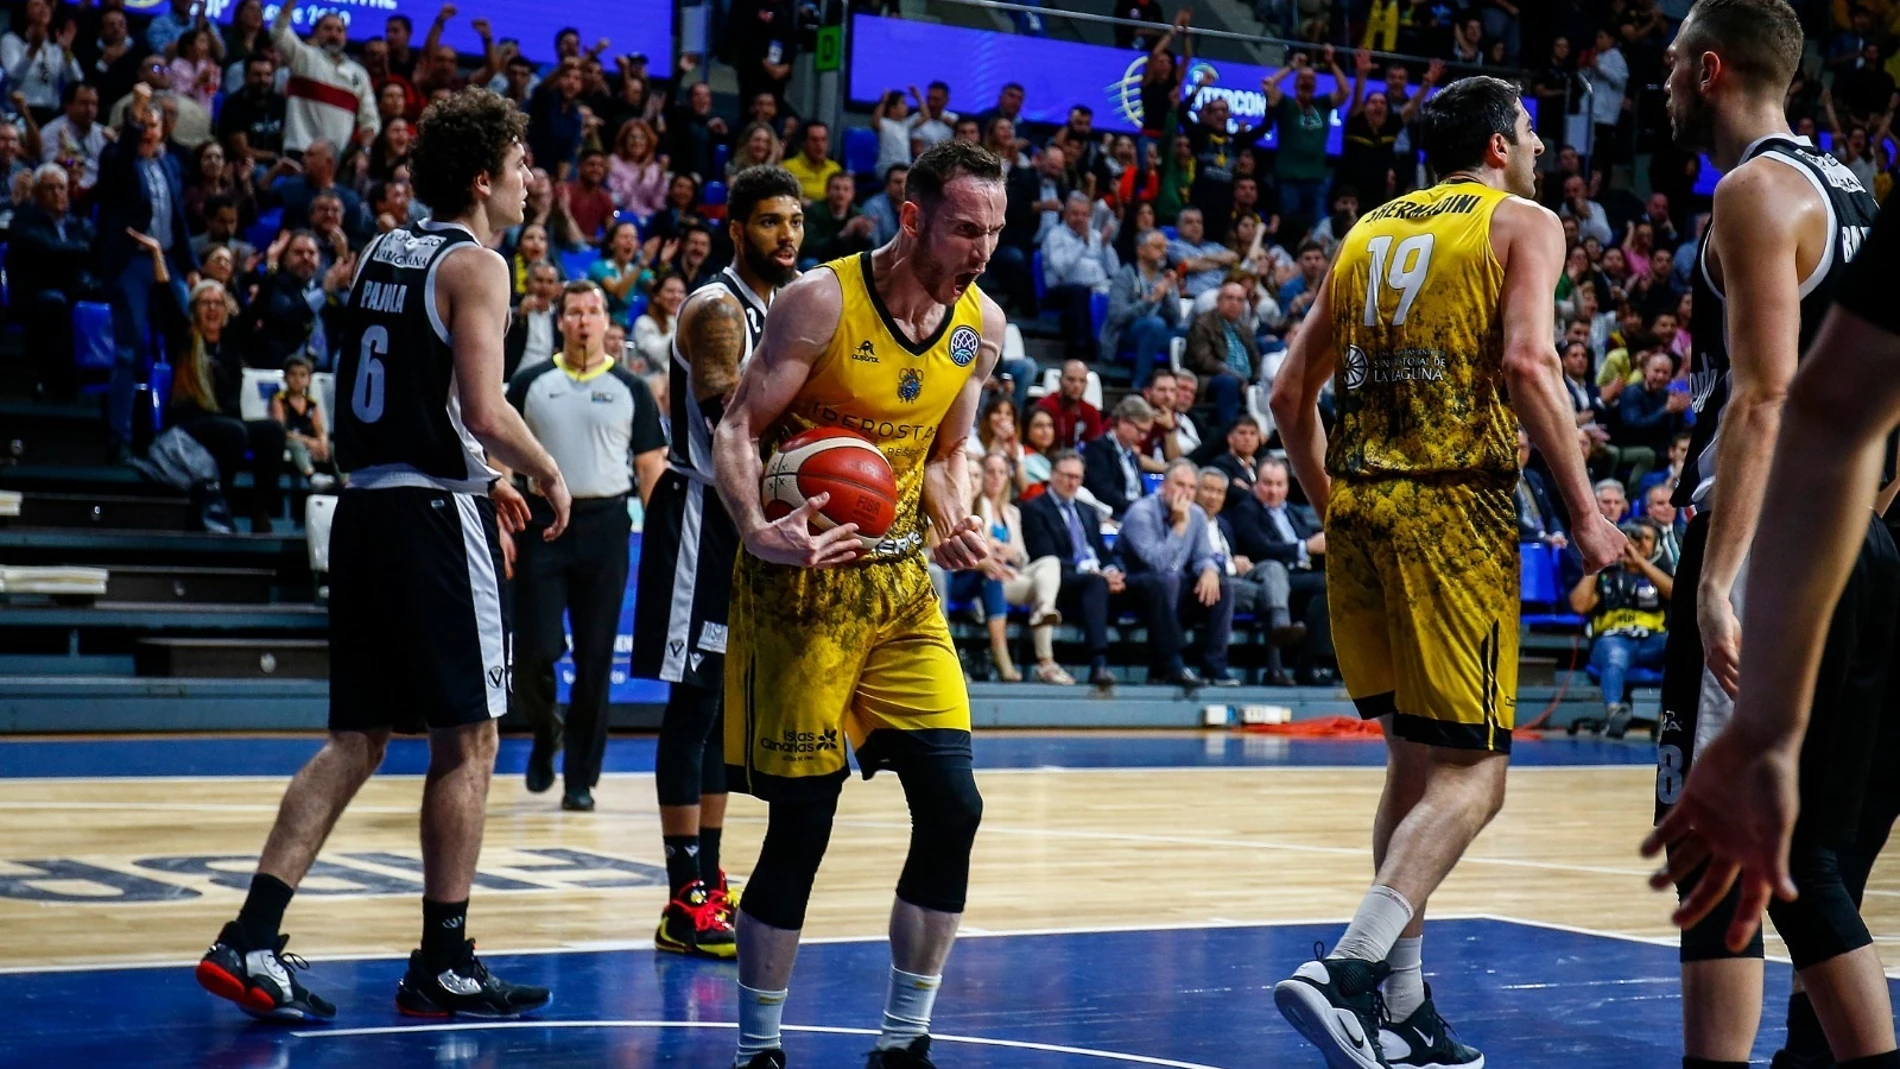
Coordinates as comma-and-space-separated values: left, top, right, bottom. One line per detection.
947, 326, 980, 368
1342, 345, 1369, 390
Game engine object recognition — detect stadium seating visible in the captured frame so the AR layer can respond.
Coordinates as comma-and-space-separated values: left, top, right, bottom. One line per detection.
843, 127, 879, 176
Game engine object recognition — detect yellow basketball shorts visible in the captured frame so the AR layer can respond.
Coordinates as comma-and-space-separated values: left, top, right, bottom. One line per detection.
724, 553, 972, 800
1326, 476, 1520, 753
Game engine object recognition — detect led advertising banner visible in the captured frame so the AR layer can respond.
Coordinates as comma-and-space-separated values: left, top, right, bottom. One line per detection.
848, 14, 1533, 154
130, 0, 676, 73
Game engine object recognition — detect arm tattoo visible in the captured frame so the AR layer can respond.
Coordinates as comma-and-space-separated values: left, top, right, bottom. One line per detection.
686, 295, 748, 403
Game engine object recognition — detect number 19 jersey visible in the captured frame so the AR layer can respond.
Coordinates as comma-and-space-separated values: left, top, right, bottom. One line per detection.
1326, 179, 1515, 482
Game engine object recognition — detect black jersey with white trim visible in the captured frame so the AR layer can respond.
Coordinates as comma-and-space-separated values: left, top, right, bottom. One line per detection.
334, 221, 499, 493
666, 265, 771, 485
1676, 134, 1879, 509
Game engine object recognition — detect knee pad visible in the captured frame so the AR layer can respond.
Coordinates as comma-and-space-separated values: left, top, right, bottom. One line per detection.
739, 789, 841, 931
655, 686, 721, 807
1767, 842, 1872, 971
1677, 866, 1766, 963
895, 759, 984, 915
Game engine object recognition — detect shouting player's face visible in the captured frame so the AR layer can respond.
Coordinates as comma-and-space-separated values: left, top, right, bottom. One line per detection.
736, 195, 804, 288
906, 175, 1007, 304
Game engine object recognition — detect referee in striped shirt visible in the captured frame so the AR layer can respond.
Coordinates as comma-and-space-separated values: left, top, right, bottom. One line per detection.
505, 280, 668, 811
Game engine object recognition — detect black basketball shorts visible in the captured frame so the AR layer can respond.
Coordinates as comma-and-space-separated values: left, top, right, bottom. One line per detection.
328, 486, 511, 734
631, 470, 738, 691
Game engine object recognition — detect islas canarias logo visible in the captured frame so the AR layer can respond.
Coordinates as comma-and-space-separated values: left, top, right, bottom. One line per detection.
1106, 58, 1268, 134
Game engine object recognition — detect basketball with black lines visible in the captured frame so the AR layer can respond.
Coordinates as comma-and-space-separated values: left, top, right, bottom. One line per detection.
761, 427, 898, 551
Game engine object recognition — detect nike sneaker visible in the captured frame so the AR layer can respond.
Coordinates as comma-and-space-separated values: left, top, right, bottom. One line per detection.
1381, 986, 1483, 1068
865, 1036, 939, 1068
1273, 949, 1393, 1069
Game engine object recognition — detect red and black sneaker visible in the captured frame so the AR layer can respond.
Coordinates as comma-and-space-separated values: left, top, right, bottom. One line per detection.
196, 921, 336, 1022
707, 870, 743, 923
654, 880, 737, 960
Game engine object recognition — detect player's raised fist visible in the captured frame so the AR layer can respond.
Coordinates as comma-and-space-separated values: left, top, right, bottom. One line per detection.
932, 514, 989, 572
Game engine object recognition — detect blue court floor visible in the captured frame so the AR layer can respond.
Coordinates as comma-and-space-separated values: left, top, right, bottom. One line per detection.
0, 917, 1841, 1068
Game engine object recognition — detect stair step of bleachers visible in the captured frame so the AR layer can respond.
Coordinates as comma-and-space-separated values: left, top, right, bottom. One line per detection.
0, 399, 108, 466
105, 566, 279, 605
13, 492, 194, 531
135, 637, 329, 679
0, 528, 310, 578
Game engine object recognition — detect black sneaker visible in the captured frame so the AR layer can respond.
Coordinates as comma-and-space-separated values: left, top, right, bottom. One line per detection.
1273, 949, 1392, 1069
196, 921, 337, 1022
865, 1036, 938, 1068
395, 942, 552, 1018
561, 788, 594, 811
1381, 986, 1483, 1067
526, 743, 557, 793
737, 1052, 785, 1069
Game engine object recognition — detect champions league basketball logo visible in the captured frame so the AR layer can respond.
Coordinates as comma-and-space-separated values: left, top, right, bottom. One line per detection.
897, 368, 923, 403
947, 326, 980, 368
1109, 59, 1267, 133
1342, 345, 1369, 390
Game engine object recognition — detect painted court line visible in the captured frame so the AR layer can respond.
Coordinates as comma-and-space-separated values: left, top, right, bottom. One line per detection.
285, 1019, 1229, 1069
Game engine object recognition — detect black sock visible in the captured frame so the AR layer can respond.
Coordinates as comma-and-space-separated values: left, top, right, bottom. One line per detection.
664, 834, 701, 895
699, 826, 723, 886
1684, 1060, 1749, 1069
237, 873, 295, 949
1781, 990, 1830, 1061
1840, 1054, 1900, 1069
421, 898, 469, 969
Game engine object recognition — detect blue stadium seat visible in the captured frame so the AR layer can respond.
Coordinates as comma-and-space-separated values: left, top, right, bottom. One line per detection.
626, 293, 648, 322
1141, 472, 1164, 496
247, 207, 283, 251
1160, 225, 1179, 241
147, 361, 172, 432
843, 127, 879, 176
713, 142, 730, 175
1519, 542, 1559, 604
1089, 289, 1108, 338
702, 180, 728, 206
1031, 250, 1047, 303
73, 301, 114, 371
560, 247, 601, 281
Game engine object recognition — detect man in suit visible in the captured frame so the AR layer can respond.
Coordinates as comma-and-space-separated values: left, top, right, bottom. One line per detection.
1119, 459, 1237, 686
1515, 428, 1567, 546
1021, 449, 1170, 688
1183, 281, 1263, 431
97, 82, 197, 455
1206, 415, 1263, 510
1082, 395, 1153, 520
996, 144, 1069, 311
249, 230, 349, 369
505, 261, 564, 378
9, 162, 97, 401
1227, 455, 1333, 683
1198, 464, 1305, 684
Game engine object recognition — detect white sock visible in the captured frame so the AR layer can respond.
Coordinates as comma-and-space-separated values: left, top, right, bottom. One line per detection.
1331, 885, 1415, 963
734, 982, 788, 1065
875, 967, 942, 1051
1384, 935, 1425, 1019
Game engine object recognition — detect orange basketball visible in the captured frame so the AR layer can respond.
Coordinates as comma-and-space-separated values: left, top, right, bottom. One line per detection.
761, 427, 898, 549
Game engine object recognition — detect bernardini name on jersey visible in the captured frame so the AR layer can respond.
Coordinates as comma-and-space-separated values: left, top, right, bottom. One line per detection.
802, 401, 940, 444
355, 280, 409, 314
1362, 192, 1485, 223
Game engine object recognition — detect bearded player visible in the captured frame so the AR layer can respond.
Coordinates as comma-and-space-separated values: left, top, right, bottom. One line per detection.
711, 139, 1005, 1069
631, 165, 805, 959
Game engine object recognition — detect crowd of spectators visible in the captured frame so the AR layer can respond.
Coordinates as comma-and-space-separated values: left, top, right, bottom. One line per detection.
5, 0, 1896, 682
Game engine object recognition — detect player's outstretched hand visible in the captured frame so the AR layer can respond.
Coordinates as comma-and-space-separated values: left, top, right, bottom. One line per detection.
1640, 722, 1800, 952
1574, 512, 1627, 577
748, 493, 862, 568
933, 515, 989, 572
491, 479, 531, 534
1698, 590, 1742, 698
537, 471, 572, 542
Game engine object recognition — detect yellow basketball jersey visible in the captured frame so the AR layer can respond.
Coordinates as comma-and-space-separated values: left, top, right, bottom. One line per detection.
1327, 179, 1516, 481
768, 251, 986, 560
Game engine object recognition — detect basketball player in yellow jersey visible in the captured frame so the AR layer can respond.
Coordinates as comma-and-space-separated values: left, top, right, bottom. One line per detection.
1268, 77, 1624, 1069
711, 140, 1006, 1069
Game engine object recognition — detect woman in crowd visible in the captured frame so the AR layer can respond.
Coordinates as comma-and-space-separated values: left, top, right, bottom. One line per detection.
725, 121, 782, 181
1116, 139, 1161, 214
221, 0, 267, 72
642, 173, 702, 264
170, 29, 222, 111
982, 117, 1030, 171
966, 394, 1028, 490
507, 223, 561, 298
183, 140, 251, 235
1619, 220, 1655, 285
952, 453, 1070, 684
168, 280, 286, 533
1115, 200, 1157, 269
1021, 408, 1058, 488
590, 220, 653, 328
198, 245, 244, 316
366, 118, 413, 185
608, 119, 669, 219
631, 271, 686, 370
